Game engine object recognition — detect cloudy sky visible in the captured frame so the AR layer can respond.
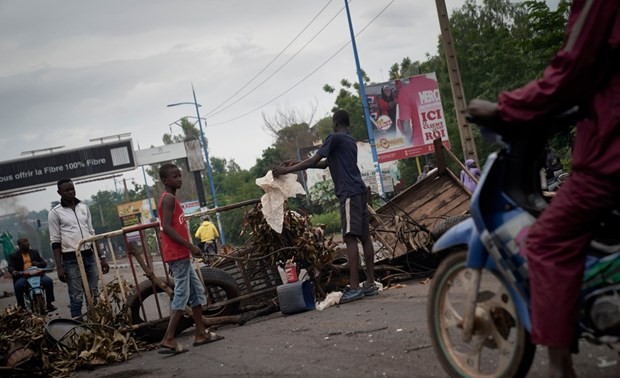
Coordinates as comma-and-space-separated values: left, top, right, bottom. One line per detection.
0, 0, 467, 214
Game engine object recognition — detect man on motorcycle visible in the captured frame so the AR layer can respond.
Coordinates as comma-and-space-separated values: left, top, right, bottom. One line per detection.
468, 1, 619, 377
194, 215, 219, 256
7, 238, 57, 312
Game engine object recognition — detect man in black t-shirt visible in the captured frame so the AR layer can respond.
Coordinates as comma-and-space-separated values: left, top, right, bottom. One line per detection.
273, 110, 378, 303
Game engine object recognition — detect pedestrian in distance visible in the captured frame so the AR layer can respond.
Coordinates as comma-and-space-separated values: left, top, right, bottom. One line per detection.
468, 1, 620, 376
417, 164, 431, 183
48, 178, 109, 318
7, 237, 57, 312
459, 159, 481, 193
157, 163, 224, 355
272, 109, 379, 304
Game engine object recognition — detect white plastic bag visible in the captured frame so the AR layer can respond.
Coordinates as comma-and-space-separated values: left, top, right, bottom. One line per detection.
255, 171, 305, 233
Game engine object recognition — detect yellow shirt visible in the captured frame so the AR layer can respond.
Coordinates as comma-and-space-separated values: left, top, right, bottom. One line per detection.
22, 252, 32, 270
195, 221, 219, 242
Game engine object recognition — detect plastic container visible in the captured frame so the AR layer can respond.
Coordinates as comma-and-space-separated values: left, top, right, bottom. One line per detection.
277, 280, 315, 315
284, 260, 298, 283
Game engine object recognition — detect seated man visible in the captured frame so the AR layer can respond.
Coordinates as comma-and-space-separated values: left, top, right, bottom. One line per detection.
7, 238, 57, 312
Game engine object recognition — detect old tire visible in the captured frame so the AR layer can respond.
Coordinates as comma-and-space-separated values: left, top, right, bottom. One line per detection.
431, 214, 471, 240
199, 267, 240, 317
127, 277, 194, 343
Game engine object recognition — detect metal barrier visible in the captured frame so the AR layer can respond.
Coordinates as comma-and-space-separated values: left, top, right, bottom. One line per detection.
71, 197, 267, 334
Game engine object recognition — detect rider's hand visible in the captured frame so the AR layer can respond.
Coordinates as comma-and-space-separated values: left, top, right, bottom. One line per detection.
467, 99, 500, 120
12, 271, 20, 278
190, 244, 203, 258
57, 267, 67, 283
100, 258, 110, 274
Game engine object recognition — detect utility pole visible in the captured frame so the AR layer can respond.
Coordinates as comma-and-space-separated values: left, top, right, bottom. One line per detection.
435, 0, 479, 165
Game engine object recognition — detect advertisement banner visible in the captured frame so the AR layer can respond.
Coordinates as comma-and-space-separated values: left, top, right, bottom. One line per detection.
181, 200, 200, 215
298, 142, 399, 196
117, 198, 156, 224
365, 73, 450, 163
0, 140, 135, 195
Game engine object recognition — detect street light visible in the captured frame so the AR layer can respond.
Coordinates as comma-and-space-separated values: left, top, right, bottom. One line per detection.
167, 85, 226, 245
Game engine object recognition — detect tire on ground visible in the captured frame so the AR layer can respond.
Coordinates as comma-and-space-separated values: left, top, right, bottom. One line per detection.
428, 214, 471, 268
126, 277, 194, 343
199, 267, 241, 317
431, 214, 471, 240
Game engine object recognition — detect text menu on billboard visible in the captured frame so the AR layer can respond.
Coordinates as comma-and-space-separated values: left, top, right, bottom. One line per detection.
0, 140, 135, 194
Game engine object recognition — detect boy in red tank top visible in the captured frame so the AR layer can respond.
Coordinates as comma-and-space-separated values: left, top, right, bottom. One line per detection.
157, 163, 224, 355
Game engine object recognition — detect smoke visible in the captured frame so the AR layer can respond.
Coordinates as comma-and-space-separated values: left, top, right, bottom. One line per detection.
0, 198, 45, 255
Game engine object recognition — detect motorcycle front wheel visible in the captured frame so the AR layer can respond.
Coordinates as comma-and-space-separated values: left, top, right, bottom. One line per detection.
427, 250, 535, 378
32, 293, 46, 315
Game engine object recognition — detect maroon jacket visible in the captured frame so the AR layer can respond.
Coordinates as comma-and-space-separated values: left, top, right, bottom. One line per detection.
498, 0, 620, 177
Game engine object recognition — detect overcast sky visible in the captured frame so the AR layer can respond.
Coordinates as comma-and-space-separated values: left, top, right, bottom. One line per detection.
0, 0, 468, 214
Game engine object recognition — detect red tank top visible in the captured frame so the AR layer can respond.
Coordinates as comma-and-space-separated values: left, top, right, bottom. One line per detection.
157, 193, 190, 262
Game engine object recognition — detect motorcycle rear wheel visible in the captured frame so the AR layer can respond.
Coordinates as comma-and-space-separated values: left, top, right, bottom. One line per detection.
427, 250, 535, 378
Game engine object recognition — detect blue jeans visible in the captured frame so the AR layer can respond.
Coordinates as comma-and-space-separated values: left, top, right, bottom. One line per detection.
63, 253, 99, 317
14, 275, 55, 308
168, 259, 205, 311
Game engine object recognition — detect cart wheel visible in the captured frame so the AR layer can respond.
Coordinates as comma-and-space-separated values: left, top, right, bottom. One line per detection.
126, 277, 194, 342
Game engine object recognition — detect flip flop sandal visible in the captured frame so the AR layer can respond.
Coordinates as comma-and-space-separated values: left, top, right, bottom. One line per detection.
158, 343, 188, 356
193, 332, 225, 346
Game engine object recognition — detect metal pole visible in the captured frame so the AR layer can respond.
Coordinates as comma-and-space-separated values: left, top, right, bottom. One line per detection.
343, 0, 385, 199
138, 143, 154, 218
191, 85, 226, 245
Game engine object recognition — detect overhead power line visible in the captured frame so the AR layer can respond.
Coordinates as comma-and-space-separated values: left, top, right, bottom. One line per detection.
209, 0, 397, 127
207, 0, 346, 118
205, 0, 335, 117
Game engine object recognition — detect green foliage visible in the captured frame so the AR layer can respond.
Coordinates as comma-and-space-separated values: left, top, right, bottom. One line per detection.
309, 180, 338, 213
309, 211, 341, 235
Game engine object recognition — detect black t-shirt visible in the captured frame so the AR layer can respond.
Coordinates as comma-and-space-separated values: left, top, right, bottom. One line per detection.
317, 131, 366, 199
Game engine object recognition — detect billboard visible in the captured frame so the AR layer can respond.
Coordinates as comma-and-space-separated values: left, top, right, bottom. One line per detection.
117, 198, 156, 226
365, 73, 450, 163
0, 140, 135, 195
298, 142, 399, 195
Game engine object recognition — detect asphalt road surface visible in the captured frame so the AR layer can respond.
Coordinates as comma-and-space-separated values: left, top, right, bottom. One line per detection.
2, 269, 619, 378
68, 280, 619, 378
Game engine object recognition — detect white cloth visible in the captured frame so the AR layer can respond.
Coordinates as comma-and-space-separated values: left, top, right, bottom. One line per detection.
255, 171, 305, 233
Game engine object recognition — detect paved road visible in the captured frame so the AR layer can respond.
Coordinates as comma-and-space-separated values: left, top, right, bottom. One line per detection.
2, 271, 619, 378
70, 280, 618, 378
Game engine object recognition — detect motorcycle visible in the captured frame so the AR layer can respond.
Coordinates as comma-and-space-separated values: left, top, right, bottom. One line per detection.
19, 266, 53, 315
426, 111, 620, 377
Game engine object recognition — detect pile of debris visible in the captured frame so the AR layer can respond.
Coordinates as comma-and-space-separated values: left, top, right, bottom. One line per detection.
0, 280, 145, 377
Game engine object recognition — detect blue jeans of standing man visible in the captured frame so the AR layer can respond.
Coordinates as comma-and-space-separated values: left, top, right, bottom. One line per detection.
63, 252, 99, 318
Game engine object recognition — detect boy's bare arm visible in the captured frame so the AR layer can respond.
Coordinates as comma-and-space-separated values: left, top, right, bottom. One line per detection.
161, 194, 202, 256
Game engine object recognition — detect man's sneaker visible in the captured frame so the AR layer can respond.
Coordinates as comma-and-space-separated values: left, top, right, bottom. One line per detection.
46, 303, 57, 312
340, 287, 364, 304
361, 283, 379, 297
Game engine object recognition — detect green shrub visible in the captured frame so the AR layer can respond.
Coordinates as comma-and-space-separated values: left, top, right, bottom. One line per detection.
309, 211, 341, 235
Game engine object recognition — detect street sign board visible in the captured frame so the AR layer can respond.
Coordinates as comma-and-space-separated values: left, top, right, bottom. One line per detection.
0, 140, 135, 195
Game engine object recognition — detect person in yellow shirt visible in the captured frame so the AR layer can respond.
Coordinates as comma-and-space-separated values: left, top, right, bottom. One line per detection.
194, 216, 220, 263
